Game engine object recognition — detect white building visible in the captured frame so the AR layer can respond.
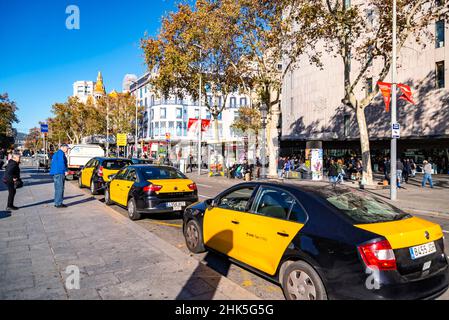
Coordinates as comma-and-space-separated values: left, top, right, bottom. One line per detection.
130, 73, 251, 163
72, 81, 94, 103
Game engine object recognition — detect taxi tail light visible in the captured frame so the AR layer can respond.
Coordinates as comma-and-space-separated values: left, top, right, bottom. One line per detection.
187, 183, 197, 191
143, 184, 163, 193
98, 166, 104, 177
358, 240, 397, 271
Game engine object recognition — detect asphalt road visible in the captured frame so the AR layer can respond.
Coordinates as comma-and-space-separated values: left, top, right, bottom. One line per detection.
69, 174, 449, 300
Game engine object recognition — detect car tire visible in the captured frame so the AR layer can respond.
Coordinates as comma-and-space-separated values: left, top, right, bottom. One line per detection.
127, 198, 142, 221
90, 180, 98, 195
78, 174, 83, 188
281, 261, 327, 301
184, 219, 206, 254
104, 188, 113, 206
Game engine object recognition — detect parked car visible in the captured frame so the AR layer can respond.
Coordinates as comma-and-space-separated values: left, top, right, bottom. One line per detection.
78, 157, 132, 195
67, 144, 105, 180
105, 165, 198, 221
183, 182, 448, 300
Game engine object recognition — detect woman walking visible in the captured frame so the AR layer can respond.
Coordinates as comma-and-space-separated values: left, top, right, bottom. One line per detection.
2, 153, 21, 211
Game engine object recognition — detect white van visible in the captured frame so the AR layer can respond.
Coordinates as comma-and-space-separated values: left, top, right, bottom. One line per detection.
67, 144, 105, 179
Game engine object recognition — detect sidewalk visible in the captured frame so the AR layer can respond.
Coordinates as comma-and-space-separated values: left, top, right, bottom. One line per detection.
0, 167, 258, 300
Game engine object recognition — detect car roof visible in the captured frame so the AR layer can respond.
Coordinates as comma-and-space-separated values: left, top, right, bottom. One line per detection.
129, 164, 178, 170
96, 157, 133, 162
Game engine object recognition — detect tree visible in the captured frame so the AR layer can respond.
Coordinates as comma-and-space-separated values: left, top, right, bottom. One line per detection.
231, 105, 262, 155
142, 0, 245, 141
285, 0, 448, 184
24, 127, 42, 152
0, 93, 19, 148
100, 92, 140, 136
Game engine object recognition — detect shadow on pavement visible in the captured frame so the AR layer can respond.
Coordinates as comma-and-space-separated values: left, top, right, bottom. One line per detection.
19, 195, 84, 209
176, 230, 233, 300
65, 197, 96, 207
0, 211, 12, 219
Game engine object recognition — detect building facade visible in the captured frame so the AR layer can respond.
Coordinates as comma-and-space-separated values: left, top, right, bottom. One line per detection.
281, 1, 449, 173
73, 71, 106, 103
130, 73, 251, 163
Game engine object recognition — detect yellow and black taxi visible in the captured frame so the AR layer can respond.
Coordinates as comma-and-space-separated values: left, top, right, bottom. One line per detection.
78, 157, 132, 195
104, 165, 198, 221
183, 182, 449, 300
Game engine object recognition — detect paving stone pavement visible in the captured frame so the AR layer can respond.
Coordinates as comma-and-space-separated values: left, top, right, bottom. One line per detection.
0, 167, 259, 300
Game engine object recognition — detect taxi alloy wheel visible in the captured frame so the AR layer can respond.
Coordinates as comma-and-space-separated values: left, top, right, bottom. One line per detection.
104, 188, 112, 206
127, 198, 142, 221
90, 180, 98, 195
185, 220, 205, 253
78, 174, 83, 188
282, 261, 327, 301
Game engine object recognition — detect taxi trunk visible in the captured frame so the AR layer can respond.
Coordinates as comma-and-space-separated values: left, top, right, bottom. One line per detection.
356, 217, 448, 280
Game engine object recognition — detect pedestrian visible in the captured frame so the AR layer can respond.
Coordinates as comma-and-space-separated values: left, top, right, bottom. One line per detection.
49, 144, 70, 208
328, 159, 339, 186
396, 159, 404, 188
410, 159, 416, 177
403, 159, 411, 183
422, 160, 434, 188
0, 148, 5, 170
2, 153, 22, 211
383, 157, 390, 181
188, 154, 194, 173
277, 157, 285, 178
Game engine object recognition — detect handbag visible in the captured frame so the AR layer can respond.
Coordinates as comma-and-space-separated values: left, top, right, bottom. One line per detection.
14, 178, 23, 189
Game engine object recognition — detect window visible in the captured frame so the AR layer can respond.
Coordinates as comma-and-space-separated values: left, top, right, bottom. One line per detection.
234, 111, 239, 119
289, 201, 308, 224
142, 167, 186, 180
139, 88, 142, 99
176, 108, 182, 119
436, 61, 445, 89
436, 20, 445, 48
155, 122, 160, 136
103, 159, 132, 170
194, 109, 200, 119
115, 168, 128, 180
344, 0, 351, 8
176, 122, 182, 136
144, 98, 148, 107
169, 121, 174, 135
230, 97, 237, 108
253, 187, 296, 220
206, 111, 211, 120
151, 96, 155, 106
160, 107, 167, 119
160, 121, 166, 134
344, 115, 351, 137
217, 112, 222, 121
125, 169, 137, 182
217, 187, 255, 212
240, 98, 247, 107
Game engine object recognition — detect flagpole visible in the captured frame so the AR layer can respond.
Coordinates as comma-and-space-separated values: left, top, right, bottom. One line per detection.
390, 0, 398, 201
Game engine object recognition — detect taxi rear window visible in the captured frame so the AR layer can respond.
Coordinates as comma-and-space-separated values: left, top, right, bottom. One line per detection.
103, 160, 131, 170
325, 191, 410, 224
142, 167, 187, 180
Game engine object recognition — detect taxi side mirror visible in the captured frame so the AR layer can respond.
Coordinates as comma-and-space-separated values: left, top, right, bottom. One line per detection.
205, 198, 216, 209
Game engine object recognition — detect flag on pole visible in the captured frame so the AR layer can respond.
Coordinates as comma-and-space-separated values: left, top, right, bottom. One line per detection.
377, 81, 392, 112
398, 84, 416, 105
187, 118, 212, 137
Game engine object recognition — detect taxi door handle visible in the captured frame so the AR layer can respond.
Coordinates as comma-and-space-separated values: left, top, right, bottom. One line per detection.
277, 232, 289, 237
231, 220, 240, 225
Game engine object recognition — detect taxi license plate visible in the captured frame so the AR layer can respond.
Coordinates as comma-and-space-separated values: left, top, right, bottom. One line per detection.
409, 242, 436, 260
166, 202, 186, 210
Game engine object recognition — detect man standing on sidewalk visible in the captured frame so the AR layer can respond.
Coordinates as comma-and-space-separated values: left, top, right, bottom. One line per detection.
3, 153, 21, 211
422, 160, 434, 188
49, 144, 69, 208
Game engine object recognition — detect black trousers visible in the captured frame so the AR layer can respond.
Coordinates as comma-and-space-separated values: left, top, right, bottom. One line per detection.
7, 182, 16, 207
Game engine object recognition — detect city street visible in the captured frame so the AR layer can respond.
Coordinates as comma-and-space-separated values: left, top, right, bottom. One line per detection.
2, 164, 449, 300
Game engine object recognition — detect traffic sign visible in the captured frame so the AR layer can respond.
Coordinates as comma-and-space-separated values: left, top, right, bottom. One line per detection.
40, 124, 48, 133
392, 123, 400, 139
117, 133, 127, 147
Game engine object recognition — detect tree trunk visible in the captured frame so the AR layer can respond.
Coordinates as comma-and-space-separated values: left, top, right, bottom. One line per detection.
267, 102, 281, 177
356, 105, 374, 185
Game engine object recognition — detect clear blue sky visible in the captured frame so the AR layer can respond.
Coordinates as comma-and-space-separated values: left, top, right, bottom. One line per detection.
0, 0, 180, 133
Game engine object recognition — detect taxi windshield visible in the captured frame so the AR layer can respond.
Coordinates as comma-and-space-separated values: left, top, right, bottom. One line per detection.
142, 167, 187, 180
324, 191, 410, 224
103, 160, 131, 170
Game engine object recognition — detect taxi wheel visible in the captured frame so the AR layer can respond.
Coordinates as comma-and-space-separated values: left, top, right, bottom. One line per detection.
90, 180, 98, 195
104, 188, 112, 206
282, 261, 327, 301
78, 174, 83, 188
184, 220, 205, 253
127, 198, 142, 221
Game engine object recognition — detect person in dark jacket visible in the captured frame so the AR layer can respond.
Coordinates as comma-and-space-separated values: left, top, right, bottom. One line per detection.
3, 153, 21, 210
328, 159, 339, 185
49, 144, 69, 208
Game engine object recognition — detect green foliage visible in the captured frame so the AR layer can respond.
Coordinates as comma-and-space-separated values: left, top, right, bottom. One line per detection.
0, 93, 19, 148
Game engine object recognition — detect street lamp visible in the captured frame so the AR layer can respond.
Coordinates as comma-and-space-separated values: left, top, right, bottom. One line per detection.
260, 103, 268, 179
193, 43, 203, 176
390, 0, 398, 200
